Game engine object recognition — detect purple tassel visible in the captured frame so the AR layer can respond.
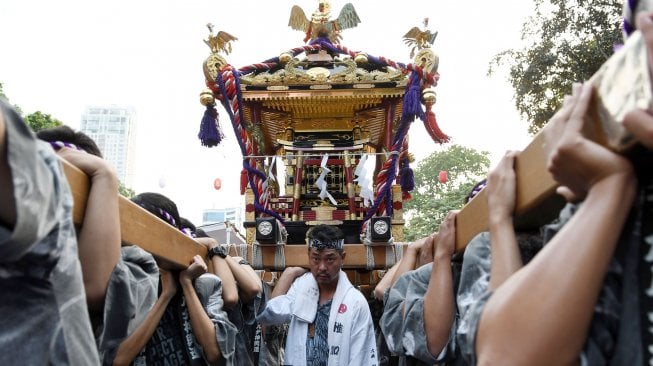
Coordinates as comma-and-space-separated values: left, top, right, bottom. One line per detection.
400, 163, 415, 192
401, 74, 424, 122
198, 104, 223, 147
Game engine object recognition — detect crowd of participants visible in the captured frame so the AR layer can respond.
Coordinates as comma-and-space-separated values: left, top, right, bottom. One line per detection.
3, 3, 653, 366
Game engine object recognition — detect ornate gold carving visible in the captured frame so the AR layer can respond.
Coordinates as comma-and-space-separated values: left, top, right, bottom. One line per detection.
240, 58, 312, 85
403, 18, 438, 58
279, 52, 293, 64
306, 67, 331, 79
354, 52, 368, 64
203, 53, 228, 82
240, 57, 404, 86
204, 23, 237, 55
288, 1, 361, 44
414, 48, 439, 74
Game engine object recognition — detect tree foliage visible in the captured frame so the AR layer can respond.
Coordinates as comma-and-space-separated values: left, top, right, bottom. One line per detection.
118, 182, 136, 198
489, 0, 622, 135
403, 145, 490, 241
24, 111, 64, 132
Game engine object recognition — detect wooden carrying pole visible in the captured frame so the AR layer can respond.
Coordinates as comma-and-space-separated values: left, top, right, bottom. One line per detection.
62, 159, 405, 270
454, 132, 564, 251
62, 160, 208, 270
455, 30, 652, 251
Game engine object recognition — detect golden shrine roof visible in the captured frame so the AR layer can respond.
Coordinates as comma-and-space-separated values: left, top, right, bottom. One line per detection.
199, 15, 444, 156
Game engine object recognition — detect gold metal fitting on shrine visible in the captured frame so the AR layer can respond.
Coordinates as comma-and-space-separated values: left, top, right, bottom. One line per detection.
279, 52, 293, 64
421, 88, 437, 105
200, 88, 216, 106
354, 52, 368, 64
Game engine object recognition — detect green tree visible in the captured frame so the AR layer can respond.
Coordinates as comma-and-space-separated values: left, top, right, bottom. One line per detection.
403, 144, 490, 241
489, 0, 622, 134
118, 182, 136, 198
24, 111, 63, 132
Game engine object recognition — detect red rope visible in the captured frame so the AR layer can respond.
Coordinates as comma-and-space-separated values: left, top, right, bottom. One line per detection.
220, 66, 268, 210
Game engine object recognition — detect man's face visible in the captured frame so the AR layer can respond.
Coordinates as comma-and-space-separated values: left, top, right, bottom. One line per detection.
308, 247, 345, 285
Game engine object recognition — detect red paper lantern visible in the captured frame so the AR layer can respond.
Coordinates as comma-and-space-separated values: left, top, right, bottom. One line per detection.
213, 177, 222, 190
438, 170, 448, 184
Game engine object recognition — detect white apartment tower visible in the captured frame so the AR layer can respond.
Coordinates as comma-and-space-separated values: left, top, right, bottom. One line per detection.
80, 105, 137, 187
202, 207, 243, 230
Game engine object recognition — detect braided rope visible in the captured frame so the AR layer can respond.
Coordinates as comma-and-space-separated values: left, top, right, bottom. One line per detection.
399, 134, 410, 183
366, 245, 374, 271
214, 66, 282, 221
251, 242, 286, 271
363, 73, 419, 222
376, 72, 422, 216
399, 135, 409, 165
251, 243, 262, 269
394, 242, 404, 263
385, 245, 397, 268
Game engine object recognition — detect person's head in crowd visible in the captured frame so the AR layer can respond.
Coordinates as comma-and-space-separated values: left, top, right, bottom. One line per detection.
131, 192, 181, 230
465, 178, 487, 204
36, 125, 103, 157
195, 228, 211, 239
180, 217, 197, 237
306, 224, 346, 286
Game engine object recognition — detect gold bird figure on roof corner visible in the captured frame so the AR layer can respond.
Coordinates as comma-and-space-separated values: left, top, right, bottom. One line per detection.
403, 18, 438, 58
204, 23, 238, 55
288, 0, 361, 44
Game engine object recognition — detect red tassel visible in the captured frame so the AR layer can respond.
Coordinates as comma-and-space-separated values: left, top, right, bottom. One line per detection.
240, 169, 248, 195
424, 105, 450, 144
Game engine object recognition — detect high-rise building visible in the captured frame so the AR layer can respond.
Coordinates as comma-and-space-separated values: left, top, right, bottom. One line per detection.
79, 105, 137, 187
202, 207, 242, 230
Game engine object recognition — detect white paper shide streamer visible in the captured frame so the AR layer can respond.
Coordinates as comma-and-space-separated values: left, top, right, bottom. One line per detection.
315, 154, 337, 205
354, 153, 374, 207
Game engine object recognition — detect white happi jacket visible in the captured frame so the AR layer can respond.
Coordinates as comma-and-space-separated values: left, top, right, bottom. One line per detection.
257, 271, 378, 366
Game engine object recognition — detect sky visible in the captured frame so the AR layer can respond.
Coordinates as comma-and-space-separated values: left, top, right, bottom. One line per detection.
0, 0, 535, 225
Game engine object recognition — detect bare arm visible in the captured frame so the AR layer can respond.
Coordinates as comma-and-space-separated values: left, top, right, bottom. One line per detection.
373, 262, 400, 301
475, 83, 637, 366
225, 256, 262, 303
423, 211, 457, 356
271, 266, 307, 298
200, 239, 239, 309
57, 148, 121, 311
180, 255, 221, 364
0, 110, 15, 229
486, 151, 523, 290
112, 269, 177, 366
390, 235, 434, 287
